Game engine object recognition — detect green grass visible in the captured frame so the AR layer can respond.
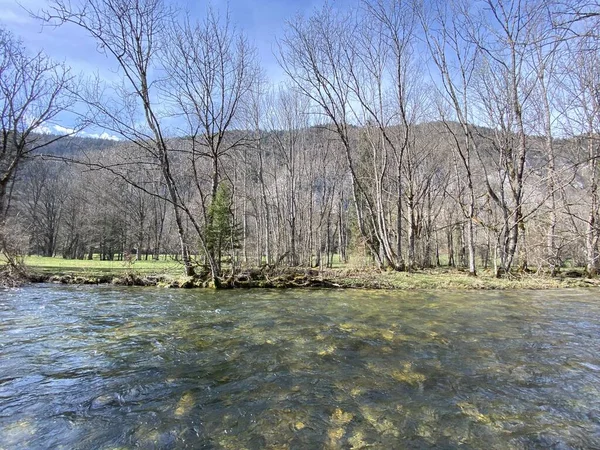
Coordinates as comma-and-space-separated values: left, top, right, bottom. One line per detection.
326, 267, 598, 290
19, 255, 600, 289
25, 255, 184, 277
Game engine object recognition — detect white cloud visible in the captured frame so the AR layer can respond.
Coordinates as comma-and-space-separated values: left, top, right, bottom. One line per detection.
31, 121, 120, 141
83, 131, 120, 141
53, 124, 76, 134
51, 124, 121, 141
34, 124, 53, 134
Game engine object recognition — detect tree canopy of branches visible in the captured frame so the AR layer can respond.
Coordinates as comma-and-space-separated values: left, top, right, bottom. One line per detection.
0, 26, 74, 270
3, 0, 599, 282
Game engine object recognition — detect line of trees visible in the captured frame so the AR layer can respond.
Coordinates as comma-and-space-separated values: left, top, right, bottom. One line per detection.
1, 0, 599, 282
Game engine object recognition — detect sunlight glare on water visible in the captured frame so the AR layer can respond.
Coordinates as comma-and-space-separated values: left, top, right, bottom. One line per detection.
0, 285, 599, 449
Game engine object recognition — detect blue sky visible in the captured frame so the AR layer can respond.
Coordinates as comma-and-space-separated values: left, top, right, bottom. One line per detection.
0, 0, 358, 137
0, 0, 332, 79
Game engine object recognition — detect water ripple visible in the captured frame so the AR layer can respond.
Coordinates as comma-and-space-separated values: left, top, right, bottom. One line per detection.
0, 285, 599, 448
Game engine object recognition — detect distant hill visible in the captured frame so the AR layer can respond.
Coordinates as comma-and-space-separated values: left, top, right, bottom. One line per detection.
32, 134, 118, 156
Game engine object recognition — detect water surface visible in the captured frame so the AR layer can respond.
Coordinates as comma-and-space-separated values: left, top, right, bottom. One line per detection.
1, 285, 599, 449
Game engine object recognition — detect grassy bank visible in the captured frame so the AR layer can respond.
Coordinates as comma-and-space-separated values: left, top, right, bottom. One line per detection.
327, 267, 600, 290
19, 256, 600, 289
25, 255, 182, 276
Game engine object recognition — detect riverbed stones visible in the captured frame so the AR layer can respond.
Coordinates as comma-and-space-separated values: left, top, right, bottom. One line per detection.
174, 392, 195, 417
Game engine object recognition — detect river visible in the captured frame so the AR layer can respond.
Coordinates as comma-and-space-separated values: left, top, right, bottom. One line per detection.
1, 285, 599, 449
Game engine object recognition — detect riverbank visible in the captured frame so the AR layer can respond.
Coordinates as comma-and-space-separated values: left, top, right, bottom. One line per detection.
18, 263, 600, 290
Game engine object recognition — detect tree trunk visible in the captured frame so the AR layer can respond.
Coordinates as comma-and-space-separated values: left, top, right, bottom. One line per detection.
587, 135, 599, 276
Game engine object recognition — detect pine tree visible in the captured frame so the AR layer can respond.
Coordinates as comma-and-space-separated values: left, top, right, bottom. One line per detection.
205, 182, 241, 273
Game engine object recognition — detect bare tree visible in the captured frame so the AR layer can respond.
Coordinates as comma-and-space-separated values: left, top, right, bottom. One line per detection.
527, 9, 571, 275
163, 8, 258, 201
278, 6, 390, 267
421, 0, 481, 275
551, 0, 600, 39
162, 9, 258, 274
348, 0, 421, 270
39, 0, 215, 278
0, 28, 73, 222
279, 2, 427, 270
467, 0, 544, 274
560, 36, 600, 275
0, 27, 74, 270
19, 159, 66, 256
264, 84, 311, 266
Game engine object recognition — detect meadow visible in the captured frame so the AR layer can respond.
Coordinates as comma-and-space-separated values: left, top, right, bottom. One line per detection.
22, 255, 599, 290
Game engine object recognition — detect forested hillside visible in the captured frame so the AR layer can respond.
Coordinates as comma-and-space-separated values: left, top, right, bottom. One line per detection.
10, 121, 594, 278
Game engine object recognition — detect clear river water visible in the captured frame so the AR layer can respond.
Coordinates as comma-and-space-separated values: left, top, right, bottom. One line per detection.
1, 285, 599, 449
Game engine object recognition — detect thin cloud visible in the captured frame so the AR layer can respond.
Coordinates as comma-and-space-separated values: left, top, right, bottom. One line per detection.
84, 131, 120, 141
33, 122, 120, 141
0, 9, 32, 25
53, 124, 76, 135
